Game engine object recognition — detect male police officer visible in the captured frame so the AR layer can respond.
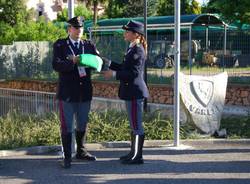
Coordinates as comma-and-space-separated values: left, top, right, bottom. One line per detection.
52, 16, 98, 168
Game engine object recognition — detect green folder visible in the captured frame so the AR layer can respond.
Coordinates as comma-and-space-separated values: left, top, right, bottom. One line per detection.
79, 54, 103, 72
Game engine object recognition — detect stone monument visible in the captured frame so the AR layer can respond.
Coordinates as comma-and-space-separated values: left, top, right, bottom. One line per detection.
179, 72, 228, 134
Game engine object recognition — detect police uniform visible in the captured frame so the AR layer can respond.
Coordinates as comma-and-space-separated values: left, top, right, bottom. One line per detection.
52, 16, 97, 168
109, 20, 149, 164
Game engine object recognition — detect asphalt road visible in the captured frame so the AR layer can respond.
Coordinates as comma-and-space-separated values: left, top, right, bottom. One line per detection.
0, 140, 250, 184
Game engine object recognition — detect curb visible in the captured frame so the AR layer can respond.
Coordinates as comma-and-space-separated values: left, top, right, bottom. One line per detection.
1, 139, 250, 157
0, 146, 61, 157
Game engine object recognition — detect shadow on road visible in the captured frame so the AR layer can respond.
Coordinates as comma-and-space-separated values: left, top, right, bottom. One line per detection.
0, 148, 250, 184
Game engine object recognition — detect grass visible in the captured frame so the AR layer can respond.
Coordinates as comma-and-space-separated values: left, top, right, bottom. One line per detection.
0, 112, 61, 150
0, 111, 249, 150
220, 116, 250, 139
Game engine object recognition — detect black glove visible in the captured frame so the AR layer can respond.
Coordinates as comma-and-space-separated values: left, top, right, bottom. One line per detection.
101, 57, 111, 71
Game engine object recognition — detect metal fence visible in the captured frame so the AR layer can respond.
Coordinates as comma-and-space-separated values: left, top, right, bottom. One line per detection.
94, 28, 250, 67
91, 28, 250, 81
0, 88, 57, 116
0, 28, 250, 82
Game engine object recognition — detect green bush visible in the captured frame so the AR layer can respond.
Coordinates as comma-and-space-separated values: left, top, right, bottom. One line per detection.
0, 112, 61, 150
14, 17, 67, 42
0, 17, 67, 44
0, 110, 175, 149
0, 22, 16, 45
220, 116, 250, 138
0, 111, 249, 150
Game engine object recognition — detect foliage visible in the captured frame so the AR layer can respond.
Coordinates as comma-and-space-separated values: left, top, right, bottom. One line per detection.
220, 116, 250, 138
0, 110, 174, 149
156, 0, 174, 16
0, 22, 16, 45
0, 0, 34, 26
156, 0, 201, 16
14, 17, 67, 42
105, 0, 127, 18
56, 5, 93, 22
143, 111, 175, 140
78, 0, 108, 25
105, 0, 158, 18
12, 46, 40, 78
147, 0, 159, 16
0, 112, 61, 150
0, 17, 67, 44
1, 110, 249, 150
204, 0, 250, 27
187, 0, 201, 14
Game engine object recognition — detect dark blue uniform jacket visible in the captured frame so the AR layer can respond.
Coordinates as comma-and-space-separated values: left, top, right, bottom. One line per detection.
110, 44, 149, 100
52, 37, 98, 102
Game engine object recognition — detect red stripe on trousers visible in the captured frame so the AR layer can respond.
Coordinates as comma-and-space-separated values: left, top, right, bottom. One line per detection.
59, 100, 67, 134
131, 98, 138, 130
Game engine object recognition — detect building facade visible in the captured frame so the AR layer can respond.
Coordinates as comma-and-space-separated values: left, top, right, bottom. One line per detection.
26, 0, 68, 21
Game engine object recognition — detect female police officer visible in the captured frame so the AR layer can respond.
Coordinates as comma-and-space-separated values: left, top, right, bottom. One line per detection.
52, 16, 98, 168
103, 20, 149, 164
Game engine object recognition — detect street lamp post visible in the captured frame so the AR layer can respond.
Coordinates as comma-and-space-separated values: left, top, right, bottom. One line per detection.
174, 0, 181, 147
68, 0, 75, 157
68, 0, 74, 19
143, 0, 148, 112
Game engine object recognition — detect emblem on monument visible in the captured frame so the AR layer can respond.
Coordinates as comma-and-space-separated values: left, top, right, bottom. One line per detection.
191, 80, 214, 107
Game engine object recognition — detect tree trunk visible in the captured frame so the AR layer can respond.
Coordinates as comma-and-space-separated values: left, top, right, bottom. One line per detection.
93, 1, 98, 25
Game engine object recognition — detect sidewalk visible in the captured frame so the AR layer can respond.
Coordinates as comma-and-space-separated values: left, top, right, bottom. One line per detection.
0, 139, 250, 184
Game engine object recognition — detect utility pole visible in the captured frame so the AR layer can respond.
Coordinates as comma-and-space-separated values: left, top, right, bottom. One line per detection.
68, 0, 74, 19
174, 0, 181, 147
143, 0, 148, 112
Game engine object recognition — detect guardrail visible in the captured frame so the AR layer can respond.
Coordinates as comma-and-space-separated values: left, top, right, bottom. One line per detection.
0, 88, 57, 116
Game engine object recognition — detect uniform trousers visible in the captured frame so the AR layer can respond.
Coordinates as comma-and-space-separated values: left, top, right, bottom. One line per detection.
125, 98, 144, 135
59, 100, 91, 134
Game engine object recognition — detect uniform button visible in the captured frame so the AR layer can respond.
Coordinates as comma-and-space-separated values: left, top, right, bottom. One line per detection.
80, 82, 83, 85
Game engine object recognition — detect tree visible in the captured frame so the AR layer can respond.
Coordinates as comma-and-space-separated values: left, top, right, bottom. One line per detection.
156, 0, 174, 16
57, 5, 92, 22
0, 0, 33, 26
187, 0, 201, 14
14, 17, 67, 42
78, 0, 108, 25
205, 0, 250, 27
105, 0, 158, 18
105, 0, 126, 18
123, 0, 144, 17
147, 0, 159, 16
156, 0, 201, 16
0, 22, 16, 44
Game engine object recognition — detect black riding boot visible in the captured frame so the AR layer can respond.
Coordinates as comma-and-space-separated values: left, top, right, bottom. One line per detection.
120, 132, 135, 161
121, 134, 145, 164
61, 133, 72, 168
75, 130, 96, 161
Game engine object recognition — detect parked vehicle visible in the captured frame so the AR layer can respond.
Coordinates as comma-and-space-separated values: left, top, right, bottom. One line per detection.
148, 40, 200, 68
148, 40, 174, 68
